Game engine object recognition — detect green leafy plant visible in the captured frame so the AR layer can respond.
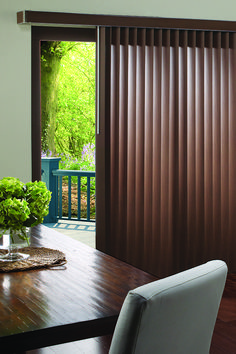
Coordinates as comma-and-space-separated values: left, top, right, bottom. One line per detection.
0, 177, 51, 242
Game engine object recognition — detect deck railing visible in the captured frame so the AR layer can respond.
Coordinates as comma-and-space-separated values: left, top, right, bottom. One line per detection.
41, 157, 95, 223
52, 169, 95, 222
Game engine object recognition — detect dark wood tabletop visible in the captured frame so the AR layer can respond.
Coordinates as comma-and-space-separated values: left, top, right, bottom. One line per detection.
0, 224, 157, 352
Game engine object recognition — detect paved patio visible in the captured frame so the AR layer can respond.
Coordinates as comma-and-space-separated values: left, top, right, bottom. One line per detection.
44, 219, 96, 248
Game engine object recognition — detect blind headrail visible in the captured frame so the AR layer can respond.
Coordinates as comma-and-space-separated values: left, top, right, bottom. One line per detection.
17, 10, 236, 33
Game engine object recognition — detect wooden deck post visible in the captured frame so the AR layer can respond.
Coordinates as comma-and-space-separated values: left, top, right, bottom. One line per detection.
41, 157, 61, 223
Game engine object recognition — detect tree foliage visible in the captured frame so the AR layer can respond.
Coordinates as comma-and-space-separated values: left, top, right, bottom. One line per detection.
55, 42, 96, 157
41, 41, 63, 155
41, 41, 96, 160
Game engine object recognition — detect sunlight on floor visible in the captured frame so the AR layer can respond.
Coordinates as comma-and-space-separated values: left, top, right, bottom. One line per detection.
44, 219, 95, 248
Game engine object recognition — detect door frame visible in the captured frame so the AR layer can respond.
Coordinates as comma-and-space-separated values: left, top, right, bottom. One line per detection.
31, 26, 96, 181
31, 26, 110, 251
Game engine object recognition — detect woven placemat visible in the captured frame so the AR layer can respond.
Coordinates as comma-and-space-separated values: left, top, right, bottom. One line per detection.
0, 247, 67, 272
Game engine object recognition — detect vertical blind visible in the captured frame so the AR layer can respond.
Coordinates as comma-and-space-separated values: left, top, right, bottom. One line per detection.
104, 27, 236, 277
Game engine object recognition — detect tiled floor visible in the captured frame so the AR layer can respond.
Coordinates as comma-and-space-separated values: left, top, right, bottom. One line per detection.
44, 219, 96, 248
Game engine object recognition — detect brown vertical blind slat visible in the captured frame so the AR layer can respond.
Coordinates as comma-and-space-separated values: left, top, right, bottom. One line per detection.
229, 33, 236, 265
135, 28, 145, 268
171, 30, 180, 271
195, 32, 204, 264
212, 32, 221, 261
110, 28, 120, 256
126, 28, 137, 265
119, 28, 128, 260
105, 27, 236, 277
186, 31, 196, 268
204, 31, 213, 259
144, 28, 154, 271
160, 29, 173, 275
177, 30, 188, 272
151, 29, 162, 273
221, 33, 230, 262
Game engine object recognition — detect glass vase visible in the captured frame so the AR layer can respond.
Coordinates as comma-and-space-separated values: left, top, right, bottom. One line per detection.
0, 228, 30, 262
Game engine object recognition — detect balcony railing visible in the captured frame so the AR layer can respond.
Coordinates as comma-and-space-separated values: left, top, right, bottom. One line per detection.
52, 169, 95, 222
41, 157, 95, 223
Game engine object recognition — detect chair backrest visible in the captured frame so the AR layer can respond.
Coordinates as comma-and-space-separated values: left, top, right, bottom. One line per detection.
109, 260, 227, 354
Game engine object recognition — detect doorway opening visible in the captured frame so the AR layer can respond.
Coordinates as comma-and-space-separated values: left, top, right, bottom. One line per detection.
40, 40, 96, 223
32, 26, 110, 250
31, 27, 97, 247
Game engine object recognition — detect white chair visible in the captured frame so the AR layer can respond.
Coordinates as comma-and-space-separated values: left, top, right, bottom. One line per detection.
109, 260, 227, 354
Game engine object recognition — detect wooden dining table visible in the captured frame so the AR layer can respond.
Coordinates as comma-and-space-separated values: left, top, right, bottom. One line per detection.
0, 224, 157, 353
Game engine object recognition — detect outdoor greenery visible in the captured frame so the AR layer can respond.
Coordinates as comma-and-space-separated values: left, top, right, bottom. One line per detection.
41, 41, 96, 160
56, 43, 96, 157
41, 41, 96, 219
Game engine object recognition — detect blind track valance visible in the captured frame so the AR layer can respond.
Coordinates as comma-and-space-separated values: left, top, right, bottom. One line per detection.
17, 10, 236, 33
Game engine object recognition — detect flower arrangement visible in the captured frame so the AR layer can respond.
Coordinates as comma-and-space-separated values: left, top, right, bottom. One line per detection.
0, 177, 51, 243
